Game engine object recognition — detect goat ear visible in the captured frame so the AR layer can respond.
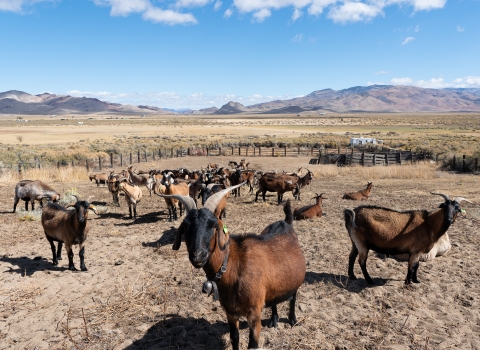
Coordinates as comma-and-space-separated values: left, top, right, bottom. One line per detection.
172, 222, 185, 250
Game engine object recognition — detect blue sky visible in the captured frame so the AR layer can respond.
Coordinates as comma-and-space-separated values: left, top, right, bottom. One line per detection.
0, 0, 479, 109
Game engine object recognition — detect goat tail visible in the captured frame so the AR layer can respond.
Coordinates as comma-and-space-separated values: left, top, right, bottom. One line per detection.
343, 209, 356, 232
284, 200, 293, 226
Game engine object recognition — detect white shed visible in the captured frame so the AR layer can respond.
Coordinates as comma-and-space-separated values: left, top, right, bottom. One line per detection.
350, 137, 377, 146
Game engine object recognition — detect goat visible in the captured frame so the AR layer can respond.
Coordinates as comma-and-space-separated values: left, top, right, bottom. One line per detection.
344, 192, 471, 285
89, 173, 108, 186
158, 183, 305, 350
189, 174, 206, 205
13, 180, 60, 212
118, 178, 142, 220
127, 166, 154, 196
342, 182, 373, 200
41, 197, 97, 271
294, 169, 313, 200
255, 174, 299, 204
228, 161, 238, 168
157, 173, 189, 221
107, 172, 121, 206
293, 193, 326, 220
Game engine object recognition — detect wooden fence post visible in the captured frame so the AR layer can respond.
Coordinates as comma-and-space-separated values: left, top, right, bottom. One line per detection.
298, 145, 300, 155
219, 147, 222, 156
171, 148, 174, 158
452, 155, 456, 170
153, 151, 155, 161
385, 152, 389, 166
120, 154, 123, 167
239, 147, 241, 156
159, 149, 162, 159
98, 157, 101, 170
398, 152, 402, 165
207, 148, 209, 156
259, 147, 261, 156
318, 150, 322, 163
475, 158, 478, 172
361, 152, 365, 166
231, 147, 234, 155
71, 160, 75, 167
86, 159, 89, 172
137, 151, 140, 163
144, 150, 147, 163
246, 148, 248, 156
373, 153, 376, 166
130, 152, 132, 165
463, 155, 466, 172
272, 147, 275, 157
110, 153, 113, 167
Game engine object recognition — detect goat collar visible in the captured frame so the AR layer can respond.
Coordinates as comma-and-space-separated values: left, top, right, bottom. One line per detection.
202, 249, 229, 302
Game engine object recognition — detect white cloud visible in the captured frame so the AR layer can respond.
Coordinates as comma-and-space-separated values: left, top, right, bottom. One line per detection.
391, 77, 414, 85
0, 0, 54, 13
457, 26, 465, 32
253, 8, 271, 22
291, 33, 303, 42
175, 0, 211, 8
375, 70, 388, 75
308, 0, 336, 15
93, 0, 197, 25
328, 2, 383, 23
224, 8, 233, 17
402, 36, 415, 45
387, 76, 480, 89
93, 0, 149, 16
412, 0, 446, 11
414, 25, 420, 32
453, 76, 480, 88
214, 0, 222, 10
143, 7, 197, 24
292, 8, 302, 21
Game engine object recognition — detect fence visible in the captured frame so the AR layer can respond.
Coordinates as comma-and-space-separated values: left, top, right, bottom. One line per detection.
2, 145, 479, 173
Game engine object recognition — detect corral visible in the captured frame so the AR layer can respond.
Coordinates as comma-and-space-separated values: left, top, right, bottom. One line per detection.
0, 156, 479, 350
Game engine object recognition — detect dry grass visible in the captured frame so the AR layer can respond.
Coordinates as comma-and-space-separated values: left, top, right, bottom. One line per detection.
297, 163, 439, 180
0, 167, 90, 184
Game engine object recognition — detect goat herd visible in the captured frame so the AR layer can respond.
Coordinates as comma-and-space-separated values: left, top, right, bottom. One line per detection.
11, 160, 471, 350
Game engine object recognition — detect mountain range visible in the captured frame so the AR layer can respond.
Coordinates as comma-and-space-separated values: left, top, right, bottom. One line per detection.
1, 85, 480, 116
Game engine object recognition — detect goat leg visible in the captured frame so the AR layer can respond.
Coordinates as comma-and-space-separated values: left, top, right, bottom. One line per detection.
57, 242, 63, 261
133, 203, 138, 221
129, 205, 133, 219
47, 237, 58, 266
412, 261, 420, 283
247, 309, 262, 349
268, 304, 279, 328
288, 291, 298, 327
79, 245, 88, 271
358, 250, 374, 285
348, 244, 358, 280
66, 246, 77, 271
227, 314, 240, 350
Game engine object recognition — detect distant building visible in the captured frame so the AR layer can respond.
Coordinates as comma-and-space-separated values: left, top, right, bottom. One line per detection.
350, 137, 382, 146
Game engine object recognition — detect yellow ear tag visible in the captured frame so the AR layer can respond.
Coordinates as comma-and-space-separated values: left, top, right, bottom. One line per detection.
223, 224, 229, 234
461, 209, 466, 216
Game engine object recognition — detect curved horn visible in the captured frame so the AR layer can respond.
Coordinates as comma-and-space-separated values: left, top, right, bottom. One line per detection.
453, 197, 473, 204
88, 204, 98, 215
430, 192, 451, 201
204, 181, 247, 213
157, 193, 197, 212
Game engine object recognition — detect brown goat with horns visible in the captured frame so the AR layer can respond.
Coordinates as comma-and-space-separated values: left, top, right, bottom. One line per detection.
158, 181, 306, 350
344, 192, 471, 285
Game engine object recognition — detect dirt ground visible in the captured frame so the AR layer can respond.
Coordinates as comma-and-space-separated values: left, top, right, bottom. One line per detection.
0, 156, 479, 350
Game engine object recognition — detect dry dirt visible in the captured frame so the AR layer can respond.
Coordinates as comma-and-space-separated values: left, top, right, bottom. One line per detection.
0, 156, 479, 350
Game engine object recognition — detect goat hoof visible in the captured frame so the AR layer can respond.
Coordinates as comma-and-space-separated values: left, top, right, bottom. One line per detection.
81, 266, 88, 272
412, 278, 420, 283
289, 317, 298, 327
69, 266, 78, 271
53, 261, 58, 266
268, 316, 278, 328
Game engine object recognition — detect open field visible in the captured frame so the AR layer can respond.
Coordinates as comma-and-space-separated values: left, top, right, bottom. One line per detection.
1, 114, 480, 166
0, 157, 479, 350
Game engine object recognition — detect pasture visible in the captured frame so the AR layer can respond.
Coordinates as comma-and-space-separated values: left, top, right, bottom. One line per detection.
0, 156, 479, 350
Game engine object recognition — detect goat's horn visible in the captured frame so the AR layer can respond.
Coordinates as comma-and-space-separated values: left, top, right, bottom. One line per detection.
156, 193, 197, 212
204, 181, 246, 213
72, 194, 80, 201
89, 204, 98, 214
430, 192, 451, 201
453, 197, 473, 204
